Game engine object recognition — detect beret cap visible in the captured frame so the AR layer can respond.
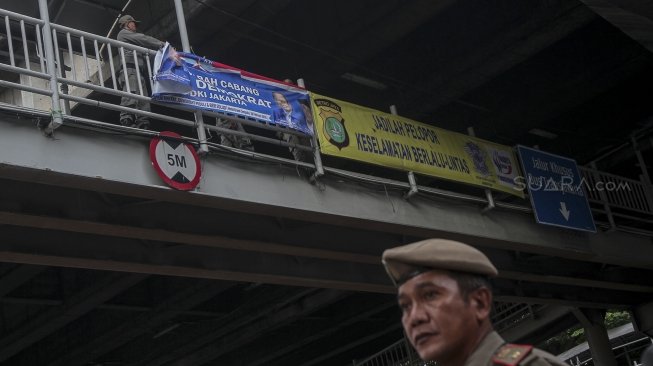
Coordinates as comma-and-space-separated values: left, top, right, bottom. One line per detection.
119, 15, 140, 26
382, 239, 498, 286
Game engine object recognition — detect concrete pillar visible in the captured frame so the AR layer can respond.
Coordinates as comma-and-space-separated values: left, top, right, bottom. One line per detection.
633, 301, 653, 337
573, 308, 617, 366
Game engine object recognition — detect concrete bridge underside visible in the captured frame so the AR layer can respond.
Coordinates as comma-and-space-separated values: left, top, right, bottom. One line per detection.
0, 113, 652, 365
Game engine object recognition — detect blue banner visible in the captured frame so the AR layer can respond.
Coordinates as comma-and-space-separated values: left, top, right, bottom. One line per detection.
152, 44, 313, 136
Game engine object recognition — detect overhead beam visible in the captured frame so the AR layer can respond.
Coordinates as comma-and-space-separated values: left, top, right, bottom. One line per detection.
494, 295, 628, 310
69, 0, 122, 14
0, 211, 378, 264
499, 270, 653, 293
195, 0, 294, 53
47, 281, 234, 366
47, 0, 67, 23
0, 296, 226, 317
1, 119, 653, 273
141, 286, 316, 366
579, 0, 653, 54
500, 305, 574, 343
0, 272, 146, 362
297, 321, 402, 366
170, 289, 347, 365
0, 249, 393, 294
146, 0, 214, 44
199, 0, 453, 73
0, 264, 46, 297
404, 1, 595, 114
244, 300, 397, 366
0, 222, 391, 293
494, 277, 646, 309
470, 37, 651, 152
4, 243, 638, 308
0, 211, 650, 294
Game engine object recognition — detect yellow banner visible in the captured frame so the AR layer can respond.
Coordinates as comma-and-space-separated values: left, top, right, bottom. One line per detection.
310, 93, 524, 197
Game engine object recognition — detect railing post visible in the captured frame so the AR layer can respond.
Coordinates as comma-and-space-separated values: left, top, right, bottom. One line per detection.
590, 162, 616, 231
632, 137, 652, 183
631, 137, 653, 212
173, 0, 209, 154
57, 48, 72, 115
37, 0, 64, 134
297, 78, 324, 182
404, 333, 416, 364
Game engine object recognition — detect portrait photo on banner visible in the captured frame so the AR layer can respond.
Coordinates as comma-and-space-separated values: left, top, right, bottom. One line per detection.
151, 43, 313, 136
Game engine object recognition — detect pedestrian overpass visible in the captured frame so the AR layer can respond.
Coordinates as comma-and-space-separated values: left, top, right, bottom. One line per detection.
1, 1, 653, 365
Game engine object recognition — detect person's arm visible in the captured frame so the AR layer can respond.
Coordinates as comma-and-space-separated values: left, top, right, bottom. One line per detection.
119, 30, 164, 50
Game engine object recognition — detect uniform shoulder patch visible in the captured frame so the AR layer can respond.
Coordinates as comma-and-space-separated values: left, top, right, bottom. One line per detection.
492, 344, 534, 366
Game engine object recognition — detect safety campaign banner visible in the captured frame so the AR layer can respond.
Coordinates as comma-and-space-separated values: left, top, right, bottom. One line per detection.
310, 93, 524, 197
151, 43, 313, 136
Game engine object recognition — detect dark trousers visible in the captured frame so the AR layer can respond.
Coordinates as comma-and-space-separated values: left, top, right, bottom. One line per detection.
118, 67, 151, 129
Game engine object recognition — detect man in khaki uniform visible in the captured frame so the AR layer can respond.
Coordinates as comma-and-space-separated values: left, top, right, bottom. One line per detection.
116, 15, 164, 129
382, 239, 568, 366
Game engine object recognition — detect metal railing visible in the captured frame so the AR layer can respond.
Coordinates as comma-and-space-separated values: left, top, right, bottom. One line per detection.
561, 323, 651, 366
353, 337, 434, 366
0, 4, 518, 217
2, 9, 653, 365
492, 302, 545, 333
0, 5, 316, 159
353, 302, 543, 366
579, 167, 653, 214
1, 5, 652, 233
0, 9, 49, 93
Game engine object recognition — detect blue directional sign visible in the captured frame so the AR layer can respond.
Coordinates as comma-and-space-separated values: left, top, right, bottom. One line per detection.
517, 145, 596, 233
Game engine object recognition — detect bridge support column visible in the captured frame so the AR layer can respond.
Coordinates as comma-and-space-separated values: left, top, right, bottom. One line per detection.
572, 308, 617, 366
633, 301, 653, 337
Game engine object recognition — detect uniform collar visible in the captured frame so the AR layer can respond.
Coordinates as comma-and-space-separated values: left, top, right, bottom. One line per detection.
464, 330, 505, 366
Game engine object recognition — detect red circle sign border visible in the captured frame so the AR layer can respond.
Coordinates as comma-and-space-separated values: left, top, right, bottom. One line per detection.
149, 131, 201, 191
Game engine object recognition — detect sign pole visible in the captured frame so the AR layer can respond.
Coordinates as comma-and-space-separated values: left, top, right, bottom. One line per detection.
631, 137, 653, 211
590, 162, 615, 231
173, 0, 208, 154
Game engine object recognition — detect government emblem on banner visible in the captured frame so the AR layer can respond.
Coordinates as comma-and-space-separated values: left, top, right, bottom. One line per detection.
314, 98, 349, 150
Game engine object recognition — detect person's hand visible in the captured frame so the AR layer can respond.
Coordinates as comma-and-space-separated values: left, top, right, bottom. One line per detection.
170, 48, 182, 66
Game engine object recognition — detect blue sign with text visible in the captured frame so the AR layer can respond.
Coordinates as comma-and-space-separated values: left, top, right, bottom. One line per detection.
517, 145, 596, 232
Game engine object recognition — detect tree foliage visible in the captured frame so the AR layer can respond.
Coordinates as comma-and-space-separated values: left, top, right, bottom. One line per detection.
541, 310, 631, 355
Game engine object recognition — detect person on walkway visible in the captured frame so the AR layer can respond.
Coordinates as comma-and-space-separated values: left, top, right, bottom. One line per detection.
215, 118, 255, 152
382, 239, 568, 366
116, 14, 164, 129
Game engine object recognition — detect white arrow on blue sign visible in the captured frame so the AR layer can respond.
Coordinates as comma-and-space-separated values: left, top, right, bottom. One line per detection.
517, 145, 596, 233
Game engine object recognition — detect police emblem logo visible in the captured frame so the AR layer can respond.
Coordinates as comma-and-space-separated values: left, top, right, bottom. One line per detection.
314, 98, 349, 150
